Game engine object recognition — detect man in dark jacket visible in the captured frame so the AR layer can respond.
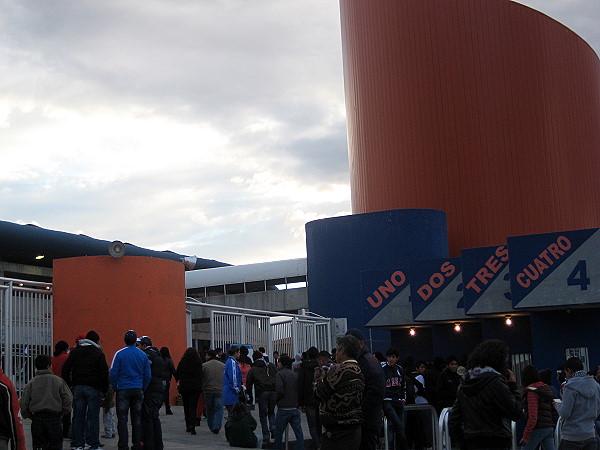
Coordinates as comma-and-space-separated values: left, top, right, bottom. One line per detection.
139, 336, 166, 450
0, 363, 26, 450
62, 330, 110, 450
346, 329, 385, 450
449, 339, 522, 450
382, 348, 407, 450
297, 346, 321, 449
274, 356, 304, 450
246, 350, 277, 446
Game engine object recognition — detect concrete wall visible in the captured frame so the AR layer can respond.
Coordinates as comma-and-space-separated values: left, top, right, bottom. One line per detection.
189, 288, 308, 320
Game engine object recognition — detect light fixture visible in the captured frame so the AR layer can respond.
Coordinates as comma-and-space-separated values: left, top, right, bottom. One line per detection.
505, 315, 513, 326
454, 322, 462, 332
35, 255, 45, 260
409, 328, 416, 337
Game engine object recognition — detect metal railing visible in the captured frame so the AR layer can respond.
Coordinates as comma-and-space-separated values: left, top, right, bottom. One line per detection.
186, 299, 334, 358
0, 277, 53, 393
437, 406, 518, 450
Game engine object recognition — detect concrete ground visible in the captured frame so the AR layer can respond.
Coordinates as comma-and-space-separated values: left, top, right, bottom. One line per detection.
21, 405, 312, 449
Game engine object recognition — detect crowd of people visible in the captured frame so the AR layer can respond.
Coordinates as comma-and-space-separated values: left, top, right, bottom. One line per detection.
1, 329, 599, 450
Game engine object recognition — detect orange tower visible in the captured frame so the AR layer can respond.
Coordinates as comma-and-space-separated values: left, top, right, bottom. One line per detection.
340, 0, 600, 255
53, 256, 187, 401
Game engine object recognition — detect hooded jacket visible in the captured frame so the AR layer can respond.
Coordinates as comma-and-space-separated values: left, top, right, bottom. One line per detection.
556, 372, 600, 442
62, 339, 109, 393
449, 367, 522, 449
143, 346, 167, 393
246, 359, 276, 399
223, 356, 243, 406
522, 382, 554, 441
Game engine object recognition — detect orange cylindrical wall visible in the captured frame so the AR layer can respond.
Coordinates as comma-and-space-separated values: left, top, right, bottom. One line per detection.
53, 256, 187, 402
340, 0, 600, 256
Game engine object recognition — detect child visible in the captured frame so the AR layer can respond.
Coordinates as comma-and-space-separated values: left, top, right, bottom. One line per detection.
102, 383, 116, 439
19, 354, 72, 449
225, 402, 262, 448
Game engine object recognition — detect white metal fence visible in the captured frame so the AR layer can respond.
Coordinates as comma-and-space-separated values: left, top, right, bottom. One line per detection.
186, 300, 335, 358
0, 277, 53, 393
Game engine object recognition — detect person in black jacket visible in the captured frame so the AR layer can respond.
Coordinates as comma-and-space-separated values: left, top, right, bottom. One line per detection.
297, 346, 321, 449
436, 355, 460, 413
139, 337, 167, 450
159, 347, 176, 415
345, 329, 385, 450
382, 348, 408, 450
175, 348, 203, 435
246, 351, 277, 446
449, 339, 522, 450
61, 330, 109, 450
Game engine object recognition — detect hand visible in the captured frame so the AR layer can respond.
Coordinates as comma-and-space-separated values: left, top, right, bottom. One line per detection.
314, 367, 325, 381
519, 438, 529, 445
506, 369, 516, 383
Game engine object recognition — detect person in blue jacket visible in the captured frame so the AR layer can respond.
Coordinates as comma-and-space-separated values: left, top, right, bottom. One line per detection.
223, 346, 243, 413
109, 330, 151, 450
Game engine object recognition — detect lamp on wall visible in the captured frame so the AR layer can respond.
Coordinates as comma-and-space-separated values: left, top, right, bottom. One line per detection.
505, 315, 513, 326
409, 328, 416, 337
454, 322, 462, 332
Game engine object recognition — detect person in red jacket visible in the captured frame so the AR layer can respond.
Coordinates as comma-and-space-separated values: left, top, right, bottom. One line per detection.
0, 364, 26, 450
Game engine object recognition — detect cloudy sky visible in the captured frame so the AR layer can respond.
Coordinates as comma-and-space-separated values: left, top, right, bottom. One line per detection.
1, 1, 598, 265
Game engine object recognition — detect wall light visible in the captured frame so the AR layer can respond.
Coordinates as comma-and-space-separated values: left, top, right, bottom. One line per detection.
35, 255, 45, 260
505, 315, 513, 326
409, 328, 416, 337
454, 322, 462, 332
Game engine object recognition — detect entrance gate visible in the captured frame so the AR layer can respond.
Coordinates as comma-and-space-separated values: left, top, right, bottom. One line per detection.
0, 277, 53, 393
186, 300, 336, 358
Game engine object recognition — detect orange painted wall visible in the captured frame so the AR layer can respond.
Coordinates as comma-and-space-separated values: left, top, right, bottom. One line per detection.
340, 0, 600, 256
53, 256, 187, 402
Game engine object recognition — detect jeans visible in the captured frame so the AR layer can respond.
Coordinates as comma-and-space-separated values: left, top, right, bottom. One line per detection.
162, 381, 172, 413
141, 391, 163, 450
103, 408, 115, 437
31, 412, 63, 450
383, 400, 408, 450
116, 388, 144, 450
274, 408, 304, 450
72, 385, 102, 449
304, 405, 321, 449
522, 427, 556, 450
204, 393, 224, 432
257, 391, 277, 441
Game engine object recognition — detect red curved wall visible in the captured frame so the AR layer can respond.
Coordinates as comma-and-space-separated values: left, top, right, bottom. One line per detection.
53, 256, 186, 402
340, 0, 600, 256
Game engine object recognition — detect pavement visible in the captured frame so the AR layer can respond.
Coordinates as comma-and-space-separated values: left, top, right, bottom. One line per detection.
21, 405, 312, 449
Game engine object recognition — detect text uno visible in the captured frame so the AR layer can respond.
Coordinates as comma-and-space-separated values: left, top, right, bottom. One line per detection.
366, 270, 407, 308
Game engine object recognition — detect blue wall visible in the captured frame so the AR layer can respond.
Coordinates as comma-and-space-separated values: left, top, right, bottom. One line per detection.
306, 209, 448, 348
530, 309, 600, 375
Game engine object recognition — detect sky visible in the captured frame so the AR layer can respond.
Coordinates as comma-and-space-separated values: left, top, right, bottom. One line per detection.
1, 1, 599, 266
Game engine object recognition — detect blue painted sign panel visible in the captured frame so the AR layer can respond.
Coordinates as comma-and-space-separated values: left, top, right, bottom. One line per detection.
461, 245, 512, 314
410, 257, 467, 321
360, 267, 414, 327
508, 228, 600, 308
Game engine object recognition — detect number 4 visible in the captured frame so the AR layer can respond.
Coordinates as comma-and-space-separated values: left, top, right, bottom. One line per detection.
567, 260, 590, 290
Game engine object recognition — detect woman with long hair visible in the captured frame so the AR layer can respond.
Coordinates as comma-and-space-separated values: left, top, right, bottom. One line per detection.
160, 347, 177, 415
449, 339, 523, 450
519, 365, 556, 450
176, 347, 203, 435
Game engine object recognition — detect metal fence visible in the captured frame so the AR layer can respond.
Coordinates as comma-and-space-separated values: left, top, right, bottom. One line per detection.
0, 277, 53, 393
187, 300, 335, 358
